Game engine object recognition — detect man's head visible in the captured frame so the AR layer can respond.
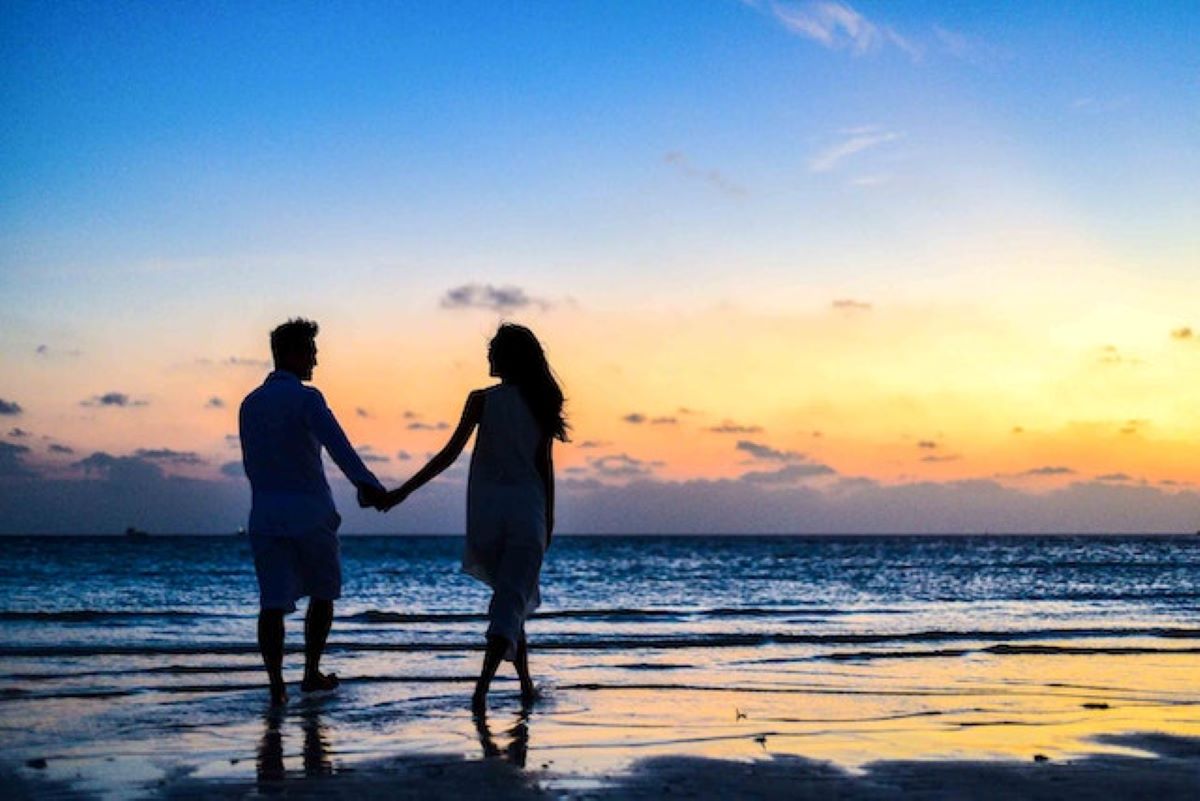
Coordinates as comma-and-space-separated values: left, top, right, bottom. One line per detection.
270, 318, 319, 380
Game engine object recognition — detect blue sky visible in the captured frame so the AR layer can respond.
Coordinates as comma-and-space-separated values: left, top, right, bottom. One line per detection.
2, 1, 1198, 533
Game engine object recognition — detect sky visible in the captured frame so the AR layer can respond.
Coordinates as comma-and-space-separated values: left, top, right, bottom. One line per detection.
1, 1, 1198, 533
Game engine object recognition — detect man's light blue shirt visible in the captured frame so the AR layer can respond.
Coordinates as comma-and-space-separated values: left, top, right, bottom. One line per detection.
239, 370, 383, 537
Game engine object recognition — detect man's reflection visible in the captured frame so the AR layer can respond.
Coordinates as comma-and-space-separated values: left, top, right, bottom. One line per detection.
256, 704, 333, 789
474, 709, 530, 767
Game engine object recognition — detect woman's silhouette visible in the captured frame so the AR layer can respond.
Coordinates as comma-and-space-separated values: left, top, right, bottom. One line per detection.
387, 323, 567, 712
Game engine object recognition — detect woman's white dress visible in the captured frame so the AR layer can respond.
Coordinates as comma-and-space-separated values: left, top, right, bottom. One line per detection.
464, 383, 548, 655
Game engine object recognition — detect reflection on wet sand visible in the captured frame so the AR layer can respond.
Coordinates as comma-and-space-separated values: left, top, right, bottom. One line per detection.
475, 709, 531, 767
256, 704, 333, 789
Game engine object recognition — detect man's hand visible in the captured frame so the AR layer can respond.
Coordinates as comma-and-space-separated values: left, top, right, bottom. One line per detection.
356, 484, 388, 511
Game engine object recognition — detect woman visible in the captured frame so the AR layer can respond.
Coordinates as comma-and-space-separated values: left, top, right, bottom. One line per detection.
386, 323, 567, 712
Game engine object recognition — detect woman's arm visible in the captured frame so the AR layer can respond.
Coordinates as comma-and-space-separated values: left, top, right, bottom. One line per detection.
536, 435, 554, 547
385, 391, 484, 509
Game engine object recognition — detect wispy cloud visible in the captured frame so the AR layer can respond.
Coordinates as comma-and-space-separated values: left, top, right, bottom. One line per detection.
440, 283, 550, 313
622, 413, 647, 425
81, 392, 147, 408
740, 462, 836, 483
356, 445, 390, 463
0, 399, 23, 416
134, 448, 204, 465
761, 1, 917, 58
736, 440, 805, 462
589, 453, 662, 479
407, 421, 449, 431
809, 127, 900, 173
708, 420, 764, 434
1016, 466, 1076, 477
1170, 326, 1194, 341
832, 298, 872, 312
49, 444, 75, 455
205, 397, 225, 409
8, 427, 30, 438
663, 151, 746, 197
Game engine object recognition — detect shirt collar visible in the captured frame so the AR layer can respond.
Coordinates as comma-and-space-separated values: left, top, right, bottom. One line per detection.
266, 369, 302, 384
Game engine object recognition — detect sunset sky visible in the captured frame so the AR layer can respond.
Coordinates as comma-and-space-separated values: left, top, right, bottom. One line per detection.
2, 1, 1198, 533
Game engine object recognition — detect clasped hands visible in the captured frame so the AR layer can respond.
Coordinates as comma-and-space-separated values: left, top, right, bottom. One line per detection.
356, 484, 409, 512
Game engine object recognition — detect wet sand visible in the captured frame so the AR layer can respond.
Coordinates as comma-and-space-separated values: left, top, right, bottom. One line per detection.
4, 648, 1199, 799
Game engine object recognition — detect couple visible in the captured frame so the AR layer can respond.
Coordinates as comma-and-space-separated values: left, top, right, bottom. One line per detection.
238, 318, 566, 713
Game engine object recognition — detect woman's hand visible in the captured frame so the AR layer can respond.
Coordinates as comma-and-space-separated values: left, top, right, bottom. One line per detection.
382, 487, 409, 512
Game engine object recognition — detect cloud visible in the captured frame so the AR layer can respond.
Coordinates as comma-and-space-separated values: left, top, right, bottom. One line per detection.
48, 444, 75, 454
396, 450, 412, 461
205, 397, 225, 409
832, 299, 872, 312
736, 440, 805, 462
708, 420, 764, 434
1170, 327, 1194, 341
0, 441, 36, 477
34, 345, 81, 359
651, 417, 678, 425
1120, 419, 1148, 435
1016, 466, 1076, 477
1096, 472, 1133, 482
0, 399, 23, 416
920, 455, 961, 463
622, 413, 647, 424
440, 283, 549, 313
355, 407, 371, 418
761, 1, 916, 58
577, 440, 610, 449
663, 151, 746, 197
74, 452, 164, 482
740, 462, 837, 484
133, 448, 204, 465
8, 427, 30, 438
1098, 344, 1143, 366
407, 421, 449, 431
220, 461, 244, 478
224, 434, 240, 447
916, 440, 938, 449
589, 453, 660, 479
356, 445, 390, 463
81, 392, 147, 408
809, 127, 900, 173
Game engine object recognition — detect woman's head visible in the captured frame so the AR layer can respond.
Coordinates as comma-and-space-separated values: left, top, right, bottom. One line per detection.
488, 324, 568, 441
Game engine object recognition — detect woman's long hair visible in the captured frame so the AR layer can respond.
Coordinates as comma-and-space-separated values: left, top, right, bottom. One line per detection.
490, 324, 569, 442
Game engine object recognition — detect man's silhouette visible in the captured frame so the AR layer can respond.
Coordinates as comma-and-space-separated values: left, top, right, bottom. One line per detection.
239, 318, 387, 705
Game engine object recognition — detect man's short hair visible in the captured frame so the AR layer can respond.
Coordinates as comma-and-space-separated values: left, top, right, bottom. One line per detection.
270, 318, 319, 363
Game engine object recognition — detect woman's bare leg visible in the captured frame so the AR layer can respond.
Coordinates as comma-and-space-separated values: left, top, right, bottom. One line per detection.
514, 630, 537, 706
473, 635, 508, 714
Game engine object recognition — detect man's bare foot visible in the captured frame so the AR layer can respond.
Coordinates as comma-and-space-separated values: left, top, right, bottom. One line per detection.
269, 683, 289, 706
471, 687, 488, 715
300, 671, 339, 694
520, 683, 540, 708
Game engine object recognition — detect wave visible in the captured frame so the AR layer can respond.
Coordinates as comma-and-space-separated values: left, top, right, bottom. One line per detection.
0, 610, 221, 622
345, 606, 879, 625
2, 626, 1198, 659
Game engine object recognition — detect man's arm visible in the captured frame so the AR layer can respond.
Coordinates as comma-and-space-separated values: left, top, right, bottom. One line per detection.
305, 390, 387, 506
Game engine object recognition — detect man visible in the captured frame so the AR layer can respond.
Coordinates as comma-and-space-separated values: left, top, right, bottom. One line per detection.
239, 318, 387, 705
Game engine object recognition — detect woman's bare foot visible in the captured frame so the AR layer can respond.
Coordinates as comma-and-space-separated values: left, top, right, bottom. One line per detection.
300, 671, 339, 694
519, 682, 539, 708
471, 686, 488, 715
269, 682, 289, 706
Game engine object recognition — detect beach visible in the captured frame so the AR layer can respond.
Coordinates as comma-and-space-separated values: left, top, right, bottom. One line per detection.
2, 535, 1198, 798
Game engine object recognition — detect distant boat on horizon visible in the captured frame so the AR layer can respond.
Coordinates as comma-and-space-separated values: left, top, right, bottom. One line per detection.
124, 526, 149, 539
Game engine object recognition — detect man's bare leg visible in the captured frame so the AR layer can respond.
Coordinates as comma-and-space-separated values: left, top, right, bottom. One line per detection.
302, 599, 338, 692
258, 609, 287, 705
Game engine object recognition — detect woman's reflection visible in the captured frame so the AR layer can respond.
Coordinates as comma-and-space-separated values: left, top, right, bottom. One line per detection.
474, 709, 530, 767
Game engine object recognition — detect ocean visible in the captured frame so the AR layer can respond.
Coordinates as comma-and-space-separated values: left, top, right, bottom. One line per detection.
2, 534, 1198, 797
